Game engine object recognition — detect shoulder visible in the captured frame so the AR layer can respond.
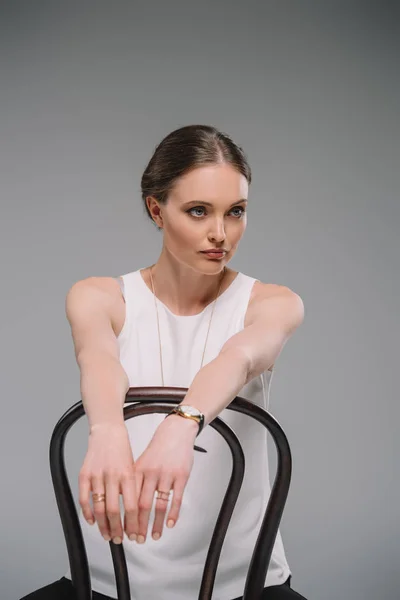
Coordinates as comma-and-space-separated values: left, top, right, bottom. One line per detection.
248, 279, 300, 303
66, 276, 126, 336
66, 276, 123, 304
245, 279, 304, 329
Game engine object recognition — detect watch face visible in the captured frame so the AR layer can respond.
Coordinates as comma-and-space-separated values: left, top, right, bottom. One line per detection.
180, 405, 200, 417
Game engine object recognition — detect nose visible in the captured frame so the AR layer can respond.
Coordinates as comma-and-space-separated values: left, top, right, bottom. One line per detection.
208, 218, 226, 243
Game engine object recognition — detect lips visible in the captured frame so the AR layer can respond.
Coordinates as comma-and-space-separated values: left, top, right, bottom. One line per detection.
201, 250, 226, 259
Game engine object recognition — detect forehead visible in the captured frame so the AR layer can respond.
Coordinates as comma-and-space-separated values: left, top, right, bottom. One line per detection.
172, 164, 248, 202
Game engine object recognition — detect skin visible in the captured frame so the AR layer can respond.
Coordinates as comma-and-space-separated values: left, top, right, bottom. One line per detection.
142, 162, 249, 316
66, 162, 304, 546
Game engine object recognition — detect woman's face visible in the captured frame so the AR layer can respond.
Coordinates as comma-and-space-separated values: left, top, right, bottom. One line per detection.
148, 163, 249, 273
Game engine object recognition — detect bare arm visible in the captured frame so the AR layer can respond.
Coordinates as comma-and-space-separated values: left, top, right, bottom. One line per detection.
178, 285, 305, 428
65, 277, 138, 544
65, 277, 129, 430
133, 284, 305, 543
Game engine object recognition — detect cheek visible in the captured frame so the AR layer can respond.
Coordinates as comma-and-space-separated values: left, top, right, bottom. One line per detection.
167, 219, 199, 247
229, 219, 246, 242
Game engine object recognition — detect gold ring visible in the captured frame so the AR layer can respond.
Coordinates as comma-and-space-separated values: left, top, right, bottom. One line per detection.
92, 493, 106, 503
156, 490, 171, 500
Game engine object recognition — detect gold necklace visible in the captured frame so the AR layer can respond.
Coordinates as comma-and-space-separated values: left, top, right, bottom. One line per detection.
149, 265, 226, 386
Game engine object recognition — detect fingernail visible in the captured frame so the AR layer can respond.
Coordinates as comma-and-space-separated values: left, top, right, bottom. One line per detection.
137, 535, 145, 544
113, 536, 122, 544
129, 533, 137, 541
152, 532, 160, 540
88, 519, 94, 526
167, 520, 175, 528
103, 534, 111, 541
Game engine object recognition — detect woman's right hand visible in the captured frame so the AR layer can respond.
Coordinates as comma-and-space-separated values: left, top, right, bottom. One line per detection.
79, 422, 139, 544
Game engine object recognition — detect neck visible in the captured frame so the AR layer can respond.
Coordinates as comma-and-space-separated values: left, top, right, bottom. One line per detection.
149, 249, 227, 316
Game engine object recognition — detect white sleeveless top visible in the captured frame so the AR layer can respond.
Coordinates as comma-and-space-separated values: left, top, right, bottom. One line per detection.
65, 268, 291, 600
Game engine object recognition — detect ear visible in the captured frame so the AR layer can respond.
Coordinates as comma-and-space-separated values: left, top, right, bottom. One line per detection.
146, 196, 164, 228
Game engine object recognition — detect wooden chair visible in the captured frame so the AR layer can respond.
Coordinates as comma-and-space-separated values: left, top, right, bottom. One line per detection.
50, 387, 292, 600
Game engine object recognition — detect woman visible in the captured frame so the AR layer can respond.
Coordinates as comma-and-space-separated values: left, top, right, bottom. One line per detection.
22, 125, 307, 600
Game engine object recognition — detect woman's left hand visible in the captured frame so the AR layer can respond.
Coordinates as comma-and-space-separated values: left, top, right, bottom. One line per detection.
133, 414, 198, 543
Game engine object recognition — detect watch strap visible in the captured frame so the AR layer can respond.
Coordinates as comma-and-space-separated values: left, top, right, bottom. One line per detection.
166, 406, 205, 436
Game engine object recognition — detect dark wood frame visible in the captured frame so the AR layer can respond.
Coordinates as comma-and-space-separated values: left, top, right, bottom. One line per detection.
49, 387, 292, 600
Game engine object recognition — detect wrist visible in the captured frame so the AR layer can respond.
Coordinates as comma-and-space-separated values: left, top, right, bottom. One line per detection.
89, 420, 126, 434
162, 414, 199, 439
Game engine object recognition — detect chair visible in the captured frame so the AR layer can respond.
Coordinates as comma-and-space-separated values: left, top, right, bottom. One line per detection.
50, 387, 292, 600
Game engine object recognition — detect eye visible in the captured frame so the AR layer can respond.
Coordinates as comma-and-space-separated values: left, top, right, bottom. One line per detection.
187, 206, 206, 218
230, 206, 246, 218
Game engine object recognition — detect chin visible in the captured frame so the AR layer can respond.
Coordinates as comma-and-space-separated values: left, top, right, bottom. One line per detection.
173, 251, 230, 274
197, 256, 229, 272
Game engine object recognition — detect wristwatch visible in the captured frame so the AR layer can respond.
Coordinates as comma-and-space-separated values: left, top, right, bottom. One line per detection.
167, 405, 205, 436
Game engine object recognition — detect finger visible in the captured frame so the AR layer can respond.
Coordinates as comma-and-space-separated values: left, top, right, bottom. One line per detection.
166, 477, 186, 529
121, 472, 139, 542
134, 468, 144, 504
78, 471, 94, 525
105, 475, 124, 544
127, 468, 144, 541
91, 477, 110, 541
137, 473, 158, 543
151, 478, 173, 541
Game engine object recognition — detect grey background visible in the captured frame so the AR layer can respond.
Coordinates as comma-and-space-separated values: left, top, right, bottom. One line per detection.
1, 1, 399, 599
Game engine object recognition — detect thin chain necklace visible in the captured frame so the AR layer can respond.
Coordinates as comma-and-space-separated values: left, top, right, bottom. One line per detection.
149, 265, 226, 387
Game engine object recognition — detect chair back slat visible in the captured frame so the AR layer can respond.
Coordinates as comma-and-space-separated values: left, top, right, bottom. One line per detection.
50, 402, 92, 600
122, 402, 245, 600
226, 396, 292, 599
110, 543, 130, 600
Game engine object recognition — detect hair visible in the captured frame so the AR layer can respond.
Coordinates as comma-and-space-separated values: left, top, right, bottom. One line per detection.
140, 124, 252, 226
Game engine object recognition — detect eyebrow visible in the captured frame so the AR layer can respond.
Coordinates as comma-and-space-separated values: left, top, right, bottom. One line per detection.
183, 199, 248, 208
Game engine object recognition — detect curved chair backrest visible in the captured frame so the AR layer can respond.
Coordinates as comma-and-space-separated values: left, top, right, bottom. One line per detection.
50, 387, 292, 600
